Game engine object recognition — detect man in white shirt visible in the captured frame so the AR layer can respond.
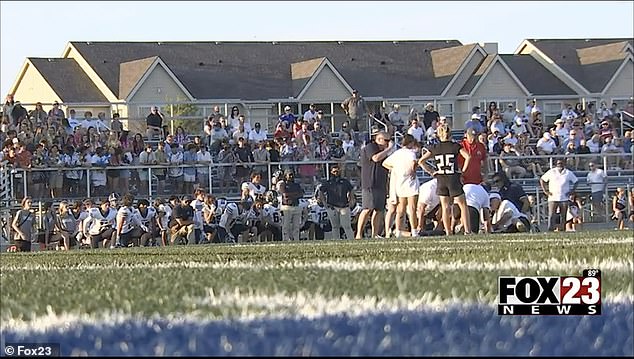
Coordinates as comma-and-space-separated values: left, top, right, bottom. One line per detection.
248, 122, 268, 143
196, 146, 213, 190
416, 178, 441, 233
407, 117, 425, 143
303, 104, 318, 126
540, 159, 578, 231
536, 132, 557, 155
489, 193, 530, 233
586, 162, 607, 218
454, 183, 492, 234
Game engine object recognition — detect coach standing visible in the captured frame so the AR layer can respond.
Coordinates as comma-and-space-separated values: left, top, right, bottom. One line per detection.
319, 165, 355, 240
279, 169, 304, 241
458, 128, 488, 185
356, 131, 393, 239
540, 159, 578, 232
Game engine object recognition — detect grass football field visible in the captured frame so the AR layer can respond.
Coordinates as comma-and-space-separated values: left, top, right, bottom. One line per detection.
1, 231, 632, 356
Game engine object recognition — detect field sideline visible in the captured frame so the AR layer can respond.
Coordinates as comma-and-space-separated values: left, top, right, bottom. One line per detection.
1, 231, 633, 356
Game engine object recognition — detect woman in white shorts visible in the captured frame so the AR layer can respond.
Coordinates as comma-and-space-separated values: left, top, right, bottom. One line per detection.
383, 134, 421, 237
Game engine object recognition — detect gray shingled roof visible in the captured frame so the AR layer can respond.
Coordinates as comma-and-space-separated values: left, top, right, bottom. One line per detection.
500, 55, 577, 96
527, 38, 633, 93
458, 55, 496, 95
28, 58, 108, 103
69, 41, 463, 100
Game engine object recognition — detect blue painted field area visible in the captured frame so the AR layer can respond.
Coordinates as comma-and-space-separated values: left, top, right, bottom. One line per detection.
2, 303, 632, 356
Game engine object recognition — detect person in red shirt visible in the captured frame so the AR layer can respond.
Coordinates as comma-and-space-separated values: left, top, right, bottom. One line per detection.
458, 128, 488, 185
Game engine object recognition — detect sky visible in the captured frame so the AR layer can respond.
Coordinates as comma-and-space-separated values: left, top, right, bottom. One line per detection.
1, 1, 633, 97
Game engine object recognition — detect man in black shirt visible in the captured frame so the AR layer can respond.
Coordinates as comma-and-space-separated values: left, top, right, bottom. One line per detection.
319, 165, 355, 240
146, 106, 165, 140
356, 131, 393, 239
279, 170, 304, 241
491, 171, 531, 214
422, 103, 440, 131
170, 195, 195, 245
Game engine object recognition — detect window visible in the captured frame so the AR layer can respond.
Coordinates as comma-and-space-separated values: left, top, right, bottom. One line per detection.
543, 102, 562, 125
437, 103, 454, 125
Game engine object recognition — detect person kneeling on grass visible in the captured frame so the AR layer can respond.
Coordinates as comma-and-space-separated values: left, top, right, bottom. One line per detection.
85, 199, 117, 249
489, 192, 530, 233
169, 197, 196, 245
217, 200, 254, 243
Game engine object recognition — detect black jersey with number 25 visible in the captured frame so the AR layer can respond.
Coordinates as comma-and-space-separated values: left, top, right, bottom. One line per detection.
429, 141, 463, 176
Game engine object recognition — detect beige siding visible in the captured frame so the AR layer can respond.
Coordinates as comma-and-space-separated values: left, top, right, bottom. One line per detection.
64, 45, 117, 101
454, 99, 470, 128
472, 62, 527, 98
128, 65, 189, 105
301, 66, 350, 102
12, 63, 61, 108
604, 61, 634, 97
445, 51, 486, 97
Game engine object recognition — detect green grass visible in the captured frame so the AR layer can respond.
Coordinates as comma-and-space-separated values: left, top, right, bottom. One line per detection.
1, 231, 632, 321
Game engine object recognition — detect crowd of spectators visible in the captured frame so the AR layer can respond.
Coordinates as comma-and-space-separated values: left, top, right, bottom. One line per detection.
1, 92, 632, 204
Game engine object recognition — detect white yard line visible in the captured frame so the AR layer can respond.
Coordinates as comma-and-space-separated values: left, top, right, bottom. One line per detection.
2, 257, 632, 272
2, 290, 632, 334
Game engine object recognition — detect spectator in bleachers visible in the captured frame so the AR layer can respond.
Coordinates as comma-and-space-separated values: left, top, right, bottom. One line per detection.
303, 104, 318, 127
499, 142, 527, 179
540, 159, 578, 232
529, 111, 544, 137
209, 122, 229, 154
279, 105, 297, 131
553, 118, 568, 139
422, 103, 440, 131
169, 145, 184, 195
3, 94, 15, 127
174, 126, 188, 147
487, 102, 498, 121
248, 122, 267, 143
502, 104, 515, 127
29, 102, 47, 126
489, 114, 506, 137
465, 114, 485, 134
228, 106, 241, 130
12, 101, 29, 128
48, 101, 65, 122
407, 117, 424, 143
154, 142, 169, 194
487, 131, 503, 155
341, 90, 370, 133
601, 136, 622, 169
536, 132, 556, 155
196, 145, 213, 191
182, 143, 198, 194
235, 137, 254, 185
232, 123, 249, 144
146, 106, 164, 140
217, 142, 235, 194
252, 141, 270, 177
388, 104, 405, 132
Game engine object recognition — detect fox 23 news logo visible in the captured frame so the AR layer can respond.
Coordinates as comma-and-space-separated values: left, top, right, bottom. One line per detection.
498, 269, 601, 315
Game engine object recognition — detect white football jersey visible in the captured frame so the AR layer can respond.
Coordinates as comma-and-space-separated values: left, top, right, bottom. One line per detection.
263, 203, 282, 228
116, 206, 139, 234
418, 178, 440, 214
190, 199, 205, 229
219, 203, 241, 229
308, 202, 329, 224
157, 204, 172, 229
87, 207, 117, 235
135, 207, 157, 227
241, 182, 267, 201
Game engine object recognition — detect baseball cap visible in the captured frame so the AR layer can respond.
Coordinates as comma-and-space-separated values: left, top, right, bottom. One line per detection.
426, 102, 434, 108
284, 105, 292, 111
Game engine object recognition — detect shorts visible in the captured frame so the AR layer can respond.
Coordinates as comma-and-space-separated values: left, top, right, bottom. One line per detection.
362, 188, 386, 210
436, 175, 464, 197
590, 191, 603, 203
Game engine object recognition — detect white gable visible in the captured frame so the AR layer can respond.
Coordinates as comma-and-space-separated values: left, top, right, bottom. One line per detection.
300, 66, 351, 102
472, 62, 527, 98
